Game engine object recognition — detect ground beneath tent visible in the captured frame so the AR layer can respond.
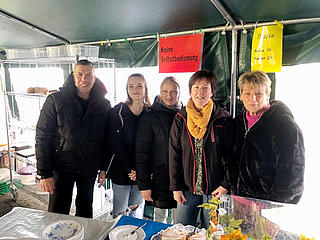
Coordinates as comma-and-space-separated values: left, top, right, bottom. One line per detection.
0, 183, 113, 220
0, 184, 48, 217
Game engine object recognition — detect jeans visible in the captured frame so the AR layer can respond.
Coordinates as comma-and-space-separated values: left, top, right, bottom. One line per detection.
175, 190, 212, 228
154, 207, 176, 224
112, 183, 145, 219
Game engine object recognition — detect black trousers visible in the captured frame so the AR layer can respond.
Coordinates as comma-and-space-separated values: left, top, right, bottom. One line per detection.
48, 171, 97, 218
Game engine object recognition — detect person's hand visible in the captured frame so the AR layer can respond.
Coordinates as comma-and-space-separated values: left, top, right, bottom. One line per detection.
97, 171, 106, 188
40, 177, 55, 195
173, 191, 186, 205
212, 186, 228, 199
128, 170, 136, 181
141, 190, 153, 202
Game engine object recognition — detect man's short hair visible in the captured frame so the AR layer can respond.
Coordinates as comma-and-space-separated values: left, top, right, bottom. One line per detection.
75, 59, 94, 67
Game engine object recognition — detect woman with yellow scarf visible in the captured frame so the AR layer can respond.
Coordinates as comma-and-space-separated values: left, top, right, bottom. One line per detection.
168, 70, 229, 228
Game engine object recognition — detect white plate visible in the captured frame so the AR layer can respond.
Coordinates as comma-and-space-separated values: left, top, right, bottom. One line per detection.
0, 168, 10, 179
41, 220, 83, 240
109, 225, 146, 240
0, 175, 6, 182
151, 223, 206, 240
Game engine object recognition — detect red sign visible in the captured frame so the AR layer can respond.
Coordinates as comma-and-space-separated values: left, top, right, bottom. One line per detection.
159, 34, 203, 73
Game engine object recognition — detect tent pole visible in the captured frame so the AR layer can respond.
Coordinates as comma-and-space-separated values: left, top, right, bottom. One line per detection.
210, 0, 236, 25
230, 29, 238, 118
235, 17, 320, 30
210, 0, 237, 117
80, 17, 320, 46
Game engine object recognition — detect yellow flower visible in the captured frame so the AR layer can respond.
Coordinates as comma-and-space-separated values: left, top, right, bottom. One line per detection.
221, 228, 248, 240
300, 233, 315, 240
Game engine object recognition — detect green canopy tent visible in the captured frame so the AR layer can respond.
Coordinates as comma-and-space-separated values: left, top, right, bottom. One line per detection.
1, 0, 320, 114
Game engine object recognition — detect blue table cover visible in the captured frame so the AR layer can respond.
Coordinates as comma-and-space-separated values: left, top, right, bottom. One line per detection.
105, 215, 172, 240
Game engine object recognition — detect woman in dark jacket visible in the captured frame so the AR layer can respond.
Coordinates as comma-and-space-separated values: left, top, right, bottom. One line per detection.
224, 70, 305, 204
107, 73, 151, 219
169, 70, 229, 228
136, 77, 181, 223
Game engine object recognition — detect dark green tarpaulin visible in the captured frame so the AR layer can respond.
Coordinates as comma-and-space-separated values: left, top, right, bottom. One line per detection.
99, 40, 158, 68
283, 23, 320, 66
99, 33, 230, 104
100, 23, 320, 107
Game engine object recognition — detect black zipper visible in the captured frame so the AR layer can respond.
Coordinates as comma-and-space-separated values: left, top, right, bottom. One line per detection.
236, 112, 249, 190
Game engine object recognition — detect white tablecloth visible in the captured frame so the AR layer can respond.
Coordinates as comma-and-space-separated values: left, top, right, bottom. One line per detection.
0, 207, 120, 240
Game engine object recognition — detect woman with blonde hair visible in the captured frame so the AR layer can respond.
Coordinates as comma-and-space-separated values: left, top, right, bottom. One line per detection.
136, 76, 182, 223
107, 73, 150, 218
223, 70, 305, 204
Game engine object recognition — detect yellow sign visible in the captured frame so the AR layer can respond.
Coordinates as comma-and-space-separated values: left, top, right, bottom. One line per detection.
251, 21, 283, 72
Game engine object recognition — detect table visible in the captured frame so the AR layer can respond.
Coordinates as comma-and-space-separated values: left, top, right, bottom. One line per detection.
0, 207, 119, 240
105, 215, 172, 240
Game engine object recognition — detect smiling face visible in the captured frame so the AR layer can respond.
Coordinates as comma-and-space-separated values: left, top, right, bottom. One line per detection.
190, 79, 213, 111
160, 80, 180, 107
127, 76, 146, 103
240, 84, 270, 116
73, 64, 96, 98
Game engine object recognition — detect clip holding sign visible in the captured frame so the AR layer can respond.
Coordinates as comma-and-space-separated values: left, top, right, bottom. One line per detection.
221, 22, 229, 35
240, 20, 247, 34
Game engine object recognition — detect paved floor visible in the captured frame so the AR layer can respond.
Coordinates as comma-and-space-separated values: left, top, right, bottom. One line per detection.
0, 183, 113, 220
0, 184, 48, 217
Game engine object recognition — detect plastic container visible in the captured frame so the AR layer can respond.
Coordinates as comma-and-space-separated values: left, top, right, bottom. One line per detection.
69, 45, 99, 58
32, 47, 47, 58
46, 45, 99, 58
46, 45, 69, 57
20, 173, 36, 185
18, 165, 37, 185
6, 49, 33, 59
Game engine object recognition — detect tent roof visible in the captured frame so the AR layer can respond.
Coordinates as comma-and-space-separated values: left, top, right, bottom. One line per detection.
1, 0, 320, 49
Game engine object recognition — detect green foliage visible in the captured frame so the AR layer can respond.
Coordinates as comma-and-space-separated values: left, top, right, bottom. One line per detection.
198, 203, 218, 210
219, 214, 243, 234
198, 198, 222, 210
261, 233, 272, 240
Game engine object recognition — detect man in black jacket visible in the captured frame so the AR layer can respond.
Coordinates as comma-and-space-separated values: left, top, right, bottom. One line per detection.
36, 60, 111, 218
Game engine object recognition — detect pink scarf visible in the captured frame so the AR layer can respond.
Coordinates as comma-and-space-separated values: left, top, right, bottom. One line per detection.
246, 105, 270, 129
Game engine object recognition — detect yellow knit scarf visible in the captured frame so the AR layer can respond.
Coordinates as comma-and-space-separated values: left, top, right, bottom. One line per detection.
186, 98, 213, 139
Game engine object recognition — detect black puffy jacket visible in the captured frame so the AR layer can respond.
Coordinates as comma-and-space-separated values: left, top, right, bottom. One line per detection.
136, 96, 181, 209
224, 100, 305, 204
36, 73, 111, 177
169, 101, 230, 195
